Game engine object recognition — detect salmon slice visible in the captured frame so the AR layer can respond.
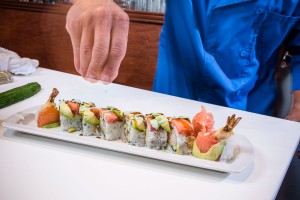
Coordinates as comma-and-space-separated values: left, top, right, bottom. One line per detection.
67, 101, 80, 116
90, 108, 100, 119
195, 132, 219, 153
171, 118, 193, 136
100, 109, 121, 124
37, 88, 60, 127
37, 106, 60, 127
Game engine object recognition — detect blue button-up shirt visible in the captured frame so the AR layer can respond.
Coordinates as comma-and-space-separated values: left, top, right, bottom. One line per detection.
153, 0, 300, 115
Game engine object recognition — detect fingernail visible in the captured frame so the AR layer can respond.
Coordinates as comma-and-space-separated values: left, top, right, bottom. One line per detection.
83, 75, 98, 83
87, 74, 97, 80
100, 75, 111, 85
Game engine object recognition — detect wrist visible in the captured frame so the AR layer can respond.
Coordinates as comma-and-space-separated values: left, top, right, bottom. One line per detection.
291, 90, 300, 108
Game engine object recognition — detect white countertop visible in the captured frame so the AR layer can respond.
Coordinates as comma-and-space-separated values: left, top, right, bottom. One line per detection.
0, 68, 299, 200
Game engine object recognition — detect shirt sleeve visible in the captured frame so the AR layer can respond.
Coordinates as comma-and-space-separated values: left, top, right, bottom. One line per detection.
286, 20, 300, 91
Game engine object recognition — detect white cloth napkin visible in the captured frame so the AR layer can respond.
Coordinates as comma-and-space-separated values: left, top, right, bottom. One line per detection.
0, 47, 39, 75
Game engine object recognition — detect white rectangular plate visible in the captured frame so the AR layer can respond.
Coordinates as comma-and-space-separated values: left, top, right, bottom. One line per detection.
2, 105, 254, 173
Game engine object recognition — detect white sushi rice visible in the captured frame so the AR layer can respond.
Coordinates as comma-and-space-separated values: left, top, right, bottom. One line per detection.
127, 123, 146, 147
146, 125, 167, 150
60, 115, 82, 131
220, 135, 240, 162
82, 121, 98, 136
168, 130, 177, 151
120, 127, 126, 141
101, 121, 123, 141
169, 126, 192, 155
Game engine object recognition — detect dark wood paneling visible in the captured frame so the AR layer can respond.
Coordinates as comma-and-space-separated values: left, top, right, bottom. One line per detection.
0, 1, 164, 90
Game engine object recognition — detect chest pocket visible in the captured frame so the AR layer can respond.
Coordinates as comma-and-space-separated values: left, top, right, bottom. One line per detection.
205, 0, 300, 78
256, 11, 300, 62
204, 0, 258, 78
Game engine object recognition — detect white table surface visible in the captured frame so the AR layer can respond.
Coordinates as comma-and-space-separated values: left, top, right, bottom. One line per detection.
0, 68, 299, 200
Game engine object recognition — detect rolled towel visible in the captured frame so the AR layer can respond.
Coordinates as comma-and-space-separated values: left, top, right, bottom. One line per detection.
0, 47, 39, 75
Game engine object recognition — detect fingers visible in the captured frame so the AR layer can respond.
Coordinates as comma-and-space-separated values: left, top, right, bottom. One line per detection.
285, 114, 300, 122
66, 18, 82, 74
79, 16, 95, 78
85, 12, 112, 81
66, 2, 129, 83
285, 108, 300, 122
100, 12, 129, 83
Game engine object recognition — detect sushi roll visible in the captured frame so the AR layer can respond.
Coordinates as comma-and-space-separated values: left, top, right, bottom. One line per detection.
124, 112, 146, 147
99, 106, 124, 141
79, 102, 99, 136
192, 131, 226, 161
37, 88, 60, 128
145, 113, 170, 150
192, 114, 242, 161
59, 99, 82, 132
169, 117, 195, 155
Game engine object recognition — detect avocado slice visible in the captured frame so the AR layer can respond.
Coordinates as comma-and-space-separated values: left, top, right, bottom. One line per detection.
59, 100, 74, 119
132, 118, 146, 132
155, 115, 171, 133
79, 102, 95, 115
149, 119, 159, 130
192, 140, 225, 161
83, 109, 99, 126
42, 122, 60, 129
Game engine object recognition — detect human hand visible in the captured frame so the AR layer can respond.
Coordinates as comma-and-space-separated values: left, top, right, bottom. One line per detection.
286, 105, 300, 122
285, 90, 300, 122
66, 0, 129, 83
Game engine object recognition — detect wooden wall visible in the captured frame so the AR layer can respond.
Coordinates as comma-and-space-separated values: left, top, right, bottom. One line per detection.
0, 1, 164, 90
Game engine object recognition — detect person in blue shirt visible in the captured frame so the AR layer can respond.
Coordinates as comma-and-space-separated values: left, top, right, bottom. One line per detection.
66, 0, 300, 122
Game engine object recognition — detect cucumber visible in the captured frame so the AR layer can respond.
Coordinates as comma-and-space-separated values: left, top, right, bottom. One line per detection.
0, 82, 41, 109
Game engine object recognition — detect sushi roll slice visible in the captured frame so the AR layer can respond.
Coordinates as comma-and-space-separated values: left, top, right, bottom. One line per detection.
59, 99, 82, 132
124, 112, 146, 147
79, 102, 99, 136
192, 114, 242, 161
99, 106, 124, 141
37, 88, 60, 128
169, 117, 195, 155
145, 113, 170, 150
82, 108, 100, 136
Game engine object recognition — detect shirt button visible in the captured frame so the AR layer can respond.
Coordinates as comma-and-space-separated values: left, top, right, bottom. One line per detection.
236, 90, 241, 96
240, 72, 247, 77
256, 8, 263, 14
240, 51, 247, 57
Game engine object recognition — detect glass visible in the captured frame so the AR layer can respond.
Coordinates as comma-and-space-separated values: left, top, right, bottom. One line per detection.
135, 0, 147, 11
114, 0, 129, 9
0, 71, 13, 84
123, 0, 165, 13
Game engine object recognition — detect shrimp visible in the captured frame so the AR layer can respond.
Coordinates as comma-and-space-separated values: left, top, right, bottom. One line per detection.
37, 88, 60, 127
